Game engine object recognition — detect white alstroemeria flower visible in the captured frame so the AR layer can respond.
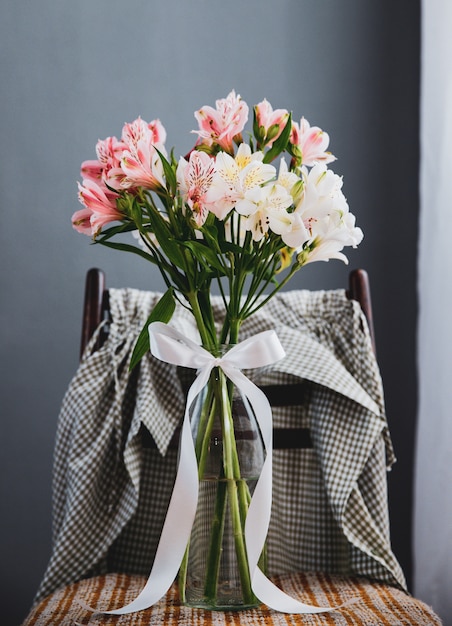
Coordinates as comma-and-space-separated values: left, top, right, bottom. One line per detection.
240, 183, 294, 242
277, 158, 300, 196
310, 163, 346, 205
205, 144, 276, 219
285, 161, 364, 261
292, 163, 349, 245
280, 212, 310, 249
296, 163, 347, 218
298, 212, 363, 265
234, 142, 263, 170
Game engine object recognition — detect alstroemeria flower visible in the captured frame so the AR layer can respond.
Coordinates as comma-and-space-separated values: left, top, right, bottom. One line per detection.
120, 117, 166, 190
277, 158, 300, 198
71, 207, 93, 235
279, 212, 310, 249
288, 163, 362, 262
122, 117, 167, 151
177, 150, 216, 227
294, 164, 348, 227
239, 183, 294, 242
205, 144, 276, 219
80, 159, 103, 183
74, 179, 123, 236
254, 99, 289, 147
193, 90, 249, 153
147, 119, 167, 145
297, 212, 363, 265
290, 117, 336, 166
95, 136, 128, 190
121, 147, 165, 190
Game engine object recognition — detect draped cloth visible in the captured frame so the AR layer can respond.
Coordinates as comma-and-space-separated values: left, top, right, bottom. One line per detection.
35, 287, 406, 604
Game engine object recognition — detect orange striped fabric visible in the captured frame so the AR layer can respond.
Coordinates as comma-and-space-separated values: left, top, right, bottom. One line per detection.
22, 572, 441, 626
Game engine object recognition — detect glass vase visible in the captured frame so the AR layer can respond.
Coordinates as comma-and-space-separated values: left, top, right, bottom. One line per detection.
178, 349, 265, 610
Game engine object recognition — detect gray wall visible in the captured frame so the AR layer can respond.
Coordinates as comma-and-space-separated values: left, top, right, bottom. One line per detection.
0, 2, 419, 623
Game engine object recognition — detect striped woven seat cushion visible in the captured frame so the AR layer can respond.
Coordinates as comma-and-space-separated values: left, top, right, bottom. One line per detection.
22, 572, 441, 625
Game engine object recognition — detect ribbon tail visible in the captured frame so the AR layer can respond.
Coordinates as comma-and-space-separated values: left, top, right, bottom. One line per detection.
101, 371, 210, 615
251, 569, 344, 614
228, 368, 341, 614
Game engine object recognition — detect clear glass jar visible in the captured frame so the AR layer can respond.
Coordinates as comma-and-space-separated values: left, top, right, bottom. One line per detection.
178, 349, 265, 610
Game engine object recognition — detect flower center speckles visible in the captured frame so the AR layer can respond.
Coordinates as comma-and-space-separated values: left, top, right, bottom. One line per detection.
304, 216, 318, 235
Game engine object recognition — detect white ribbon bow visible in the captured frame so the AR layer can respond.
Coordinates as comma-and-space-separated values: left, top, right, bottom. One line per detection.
103, 322, 340, 615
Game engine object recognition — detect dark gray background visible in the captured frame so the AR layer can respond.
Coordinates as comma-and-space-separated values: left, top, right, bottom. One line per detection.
0, 2, 420, 624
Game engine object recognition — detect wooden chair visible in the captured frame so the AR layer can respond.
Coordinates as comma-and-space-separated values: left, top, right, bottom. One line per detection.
22, 269, 442, 625
78, 267, 376, 452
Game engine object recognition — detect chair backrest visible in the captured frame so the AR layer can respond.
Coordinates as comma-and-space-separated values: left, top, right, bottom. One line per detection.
80, 267, 376, 451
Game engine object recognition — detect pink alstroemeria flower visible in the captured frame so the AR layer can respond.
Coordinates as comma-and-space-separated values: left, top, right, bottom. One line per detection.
80, 159, 103, 183
121, 146, 165, 190
147, 118, 167, 145
95, 136, 128, 190
74, 179, 123, 236
193, 90, 249, 153
120, 117, 166, 190
71, 207, 93, 235
177, 150, 216, 227
290, 118, 336, 166
254, 99, 289, 147
121, 117, 167, 152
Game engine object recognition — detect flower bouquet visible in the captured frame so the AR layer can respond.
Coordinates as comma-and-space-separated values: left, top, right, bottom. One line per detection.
73, 91, 363, 611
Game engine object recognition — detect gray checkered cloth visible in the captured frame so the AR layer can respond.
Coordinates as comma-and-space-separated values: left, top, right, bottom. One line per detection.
34, 287, 406, 604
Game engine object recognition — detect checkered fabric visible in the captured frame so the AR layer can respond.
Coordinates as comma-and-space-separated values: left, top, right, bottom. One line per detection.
34, 287, 406, 606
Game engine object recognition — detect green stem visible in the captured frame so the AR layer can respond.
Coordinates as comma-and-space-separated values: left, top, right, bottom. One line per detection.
218, 372, 255, 604
242, 260, 301, 320
203, 470, 228, 603
195, 386, 217, 472
201, 373, 232, 603
186, 290, 217, 350
178, 546, 188, 603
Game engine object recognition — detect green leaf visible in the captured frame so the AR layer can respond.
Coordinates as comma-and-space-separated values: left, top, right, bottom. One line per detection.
155, 148, 177, 195
148, 209, 187, 269
181, 240, 226, 274
130, 196, 143, 229
252, 107, 264, 147
263, 113, 292, 163
96, 239, 158, 264
220, 240, 244, 256
129, 288, 176, 371
97, 221, 137, 241
200, 221, 221, 252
